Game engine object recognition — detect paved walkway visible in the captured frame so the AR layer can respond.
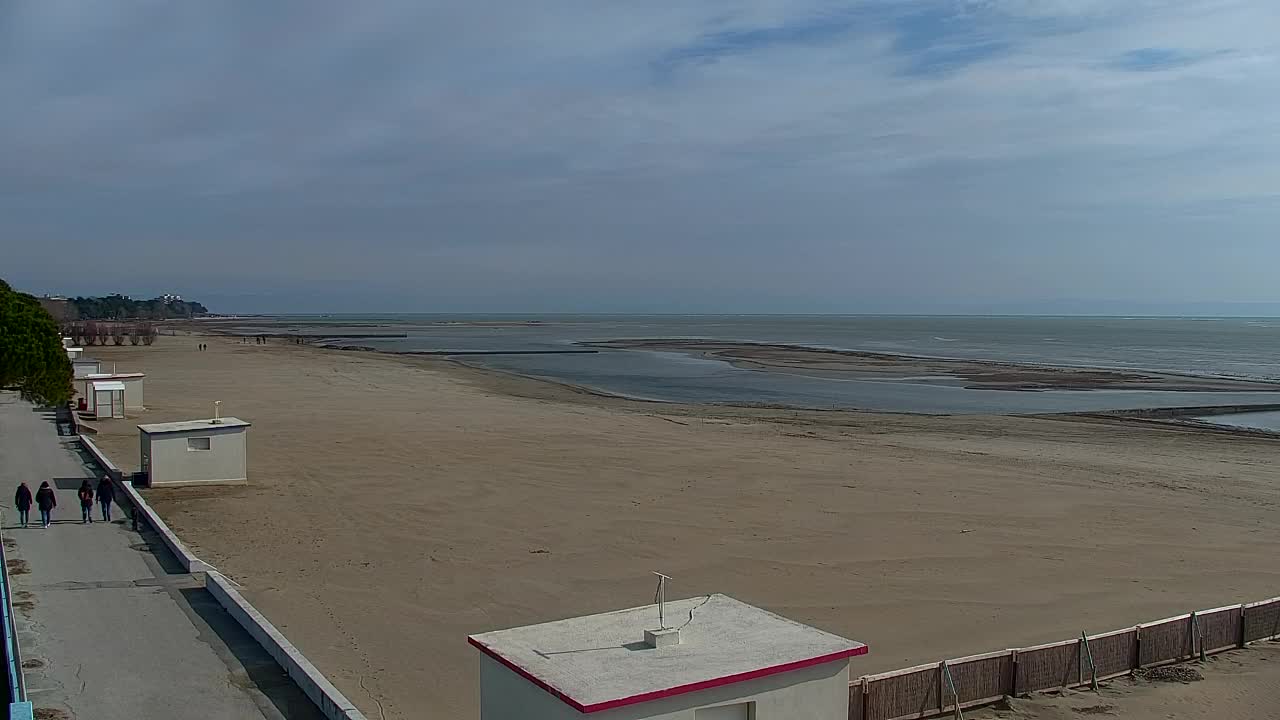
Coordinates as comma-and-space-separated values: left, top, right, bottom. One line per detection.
0, 393, 324, 720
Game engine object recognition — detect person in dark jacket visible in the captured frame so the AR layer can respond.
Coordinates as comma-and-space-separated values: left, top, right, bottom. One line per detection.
77, 480, 95, 524
96, 476, 115, 522
14, 483, 32, 528
35, 482, 56, 529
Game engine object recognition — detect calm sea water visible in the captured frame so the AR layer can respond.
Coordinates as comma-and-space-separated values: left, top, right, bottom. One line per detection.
1194, 411, 1280, 432
255, 315, 1280, 415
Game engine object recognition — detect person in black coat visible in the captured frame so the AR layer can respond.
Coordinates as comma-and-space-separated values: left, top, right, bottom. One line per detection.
35, 482, 56, 529
14, 483, 32, 528
77, 479, 95, 524
96, 476, 115, 522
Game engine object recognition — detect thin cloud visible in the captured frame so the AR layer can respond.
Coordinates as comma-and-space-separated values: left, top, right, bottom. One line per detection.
2, 1, 1279, 312
1107, 47, 1231, 72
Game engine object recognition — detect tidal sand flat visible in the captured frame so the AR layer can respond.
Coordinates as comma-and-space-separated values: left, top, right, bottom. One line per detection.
90, 337, 1280, 719
587, 339, 1280, 392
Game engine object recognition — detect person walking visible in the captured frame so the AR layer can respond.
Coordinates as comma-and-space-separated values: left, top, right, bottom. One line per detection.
35, 482, 56, 529
96, 476, 115, 522
77, 479, 95, 524
14, 483, 32, 528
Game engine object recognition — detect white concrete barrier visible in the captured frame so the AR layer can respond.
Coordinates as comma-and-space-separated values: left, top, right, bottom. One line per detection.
205, 573, 369, 720
78, 438, 210, 574
78, 436, 120, 481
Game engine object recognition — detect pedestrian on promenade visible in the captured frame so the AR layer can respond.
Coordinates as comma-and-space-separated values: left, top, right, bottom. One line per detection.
77, 479, 95, 524
14, 483, 32, 528
35, 482, 56, 529
96, 476, 115, 522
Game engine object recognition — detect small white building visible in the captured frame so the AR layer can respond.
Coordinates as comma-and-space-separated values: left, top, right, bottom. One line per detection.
81, 373, 145, 413
66, 347, 83, 360
138, 417, 251, 486
469, 594, 867, 720
72, 358, 103, 379
89, 380, 126, 419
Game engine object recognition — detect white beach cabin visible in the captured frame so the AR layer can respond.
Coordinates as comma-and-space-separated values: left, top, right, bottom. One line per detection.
72, 358, 103, 379
469, 593, 867, 720
81, 373, 145, 413
65, 347, 83, 360
89, 380, 126, 419
138, 417, 251, 487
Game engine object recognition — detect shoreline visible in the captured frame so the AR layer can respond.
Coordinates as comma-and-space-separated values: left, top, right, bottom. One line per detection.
169, 320, 1280, 425
187, 321, 1280, 420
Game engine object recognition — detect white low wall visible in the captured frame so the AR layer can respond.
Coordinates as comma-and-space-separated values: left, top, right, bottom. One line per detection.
79, 437, 209, 573
115, 476, 211, 574
78, 436, 120, 481
206, 573, 369, 720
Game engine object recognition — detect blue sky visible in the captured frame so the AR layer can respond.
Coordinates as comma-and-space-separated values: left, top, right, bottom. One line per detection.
2, 1, 1279, 313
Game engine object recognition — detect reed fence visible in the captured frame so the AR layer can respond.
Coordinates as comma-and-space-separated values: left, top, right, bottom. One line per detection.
848, 595, 1280, 720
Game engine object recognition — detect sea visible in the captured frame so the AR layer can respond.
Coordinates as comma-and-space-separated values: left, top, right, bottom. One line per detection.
249, 315, 1280, 422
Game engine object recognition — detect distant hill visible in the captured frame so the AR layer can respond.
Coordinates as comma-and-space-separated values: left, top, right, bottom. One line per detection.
42, 294, 209, 320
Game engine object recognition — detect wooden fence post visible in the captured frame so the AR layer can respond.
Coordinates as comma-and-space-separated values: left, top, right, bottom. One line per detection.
1190, 612, 1205, 662
941, 660, 963, 720
1010, 649, 1019, 697
937, 661, 945, 717
861, 676, 869, 720
1238, 605, 1248, 648
1077, 638, 1084, 686
1081, 632, 1098, 692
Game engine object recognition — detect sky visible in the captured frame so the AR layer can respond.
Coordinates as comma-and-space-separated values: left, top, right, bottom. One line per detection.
2, 1, 1279, 314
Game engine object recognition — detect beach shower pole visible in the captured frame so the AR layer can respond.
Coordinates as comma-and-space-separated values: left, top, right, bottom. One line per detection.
652, 572, 672, 629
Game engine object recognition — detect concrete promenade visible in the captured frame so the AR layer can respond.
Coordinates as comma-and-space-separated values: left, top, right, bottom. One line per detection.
0, 393, 324, 720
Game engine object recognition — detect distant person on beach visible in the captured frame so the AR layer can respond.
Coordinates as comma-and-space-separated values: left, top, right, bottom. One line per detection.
77, 479, 95, 524
14, 483, 32, 528
97, 476, 115, 522
35, 482, 56, 529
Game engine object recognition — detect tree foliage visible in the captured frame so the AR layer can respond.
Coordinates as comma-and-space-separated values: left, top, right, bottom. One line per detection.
0, 279, 74, 406
69, 294, 208, 320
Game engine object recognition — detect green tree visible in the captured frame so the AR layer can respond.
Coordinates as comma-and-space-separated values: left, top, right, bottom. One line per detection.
0, 279, 74, 405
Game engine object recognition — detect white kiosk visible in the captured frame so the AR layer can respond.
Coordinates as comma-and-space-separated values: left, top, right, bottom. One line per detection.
72, 358, 103, 379
470, 593, 867, 720
81, 373, 145, 413
138, 417, 250, 486
89, 381, 126, 419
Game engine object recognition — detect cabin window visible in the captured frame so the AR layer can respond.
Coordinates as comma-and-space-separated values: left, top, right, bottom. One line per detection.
187, 437, 211, 451
696, 703, 754, 720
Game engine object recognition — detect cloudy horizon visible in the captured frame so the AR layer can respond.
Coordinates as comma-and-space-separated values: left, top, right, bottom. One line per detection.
4, 1, 1280, 314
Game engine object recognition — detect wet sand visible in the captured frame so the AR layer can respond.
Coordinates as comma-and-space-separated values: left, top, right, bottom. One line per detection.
87, 336, 1280, 719
588, 339, 1280, 392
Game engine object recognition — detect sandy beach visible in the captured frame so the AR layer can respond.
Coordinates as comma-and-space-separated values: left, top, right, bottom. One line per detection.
86, 335, 1280, 719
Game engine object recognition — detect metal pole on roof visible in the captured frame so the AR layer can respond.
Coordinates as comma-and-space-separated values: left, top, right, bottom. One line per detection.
213, 401, 222, 424
652, 572, 672, 629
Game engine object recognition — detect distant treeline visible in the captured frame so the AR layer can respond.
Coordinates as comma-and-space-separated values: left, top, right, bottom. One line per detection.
41, 294, 209, 321
62, 321, 158, 347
